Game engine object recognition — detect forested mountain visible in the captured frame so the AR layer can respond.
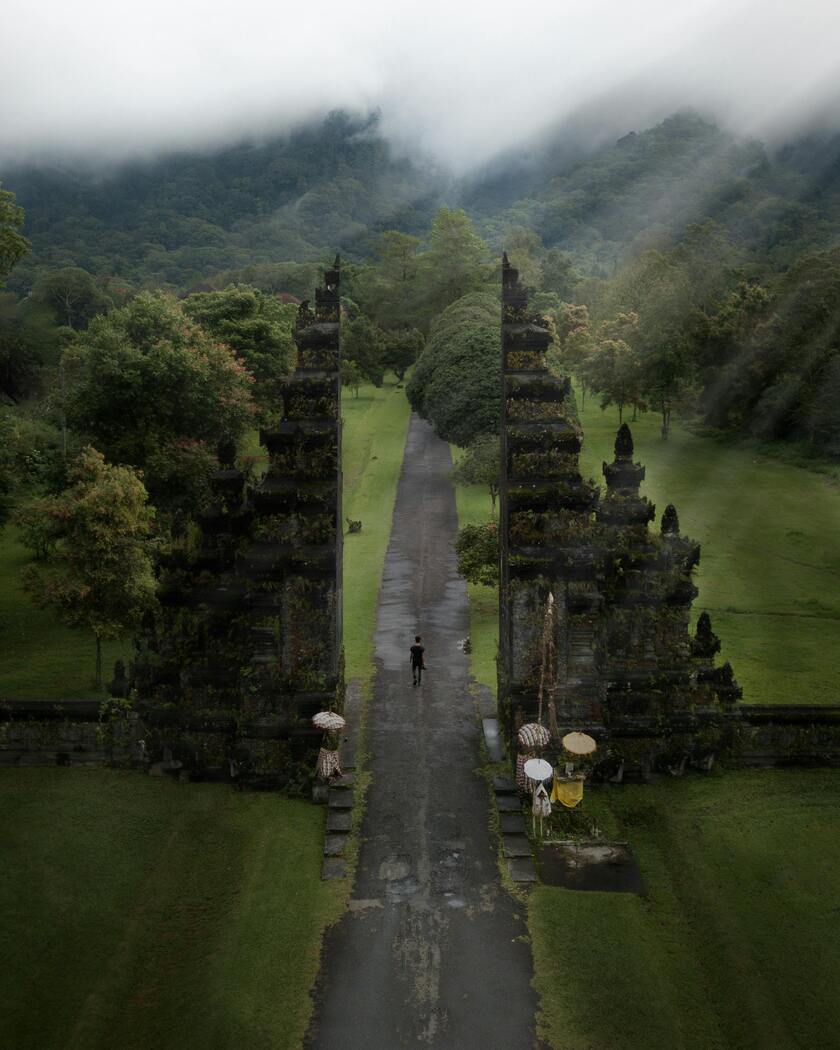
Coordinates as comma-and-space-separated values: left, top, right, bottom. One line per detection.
468, 111, 840, 274
4, 109, 840, 297
1, 111, 447, 292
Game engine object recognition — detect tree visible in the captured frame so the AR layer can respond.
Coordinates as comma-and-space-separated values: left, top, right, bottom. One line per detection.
382, 327, 423, 381
455, 522, 499, 587
406, 292, 500, 446
32, 267, 111, 330
21, 447, 156, 686
503, 226, 543, 291
0, 184, 29, 287
415, 208, 492, 319
581, 338, 642, 423
341, 314, 386, 386
0, 293, 62, 402
183, 284, 296, 416
63, 292, 255, 515
452, 435, 500, 514
341, 360, 363, 398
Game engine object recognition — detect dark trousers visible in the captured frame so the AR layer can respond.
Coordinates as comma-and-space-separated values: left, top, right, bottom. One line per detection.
412, 662, 423, 683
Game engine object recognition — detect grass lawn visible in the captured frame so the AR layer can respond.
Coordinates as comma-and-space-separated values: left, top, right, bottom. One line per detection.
0, 525, 129, 700
452, 393, 840, 706
341, 379, 412, 686
529, 769, 840, 1050
450, 447, 498, 698
0, 381, 410, 701
576, 394, 840, 705
0, 767, 345, 1050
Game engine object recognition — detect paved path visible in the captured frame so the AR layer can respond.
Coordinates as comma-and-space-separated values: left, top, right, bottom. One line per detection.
306, 415, 542, 1050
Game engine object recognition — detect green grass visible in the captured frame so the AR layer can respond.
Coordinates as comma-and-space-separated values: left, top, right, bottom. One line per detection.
529, 769, 840, 1050
452, 394, 840, 707
0, 382, 409, 701
0, 525, 129, 699
0, 767, 345, 1050
576, 393, 840, 705
342, 379, 412, 686
450, 446, 499, 697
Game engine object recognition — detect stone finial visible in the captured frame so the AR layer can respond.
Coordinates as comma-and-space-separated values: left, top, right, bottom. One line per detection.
692, 611, 721, 659
614, 423, 634, 459
217, 438, 237, 468
502, 251, 510, 268
661, 504, 680, 535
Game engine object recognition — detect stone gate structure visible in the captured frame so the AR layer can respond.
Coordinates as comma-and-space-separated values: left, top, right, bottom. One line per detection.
127, 258, 344, 784
498, 254, 743, 773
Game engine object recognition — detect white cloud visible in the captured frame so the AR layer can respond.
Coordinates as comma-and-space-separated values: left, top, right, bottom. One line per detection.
2, 0, 839, 167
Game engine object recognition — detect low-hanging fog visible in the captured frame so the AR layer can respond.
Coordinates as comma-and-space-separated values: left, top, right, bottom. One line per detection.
2, 0, 840, 169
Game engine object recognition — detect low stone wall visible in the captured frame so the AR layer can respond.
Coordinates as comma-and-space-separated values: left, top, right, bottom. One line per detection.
0, 700, 140, 767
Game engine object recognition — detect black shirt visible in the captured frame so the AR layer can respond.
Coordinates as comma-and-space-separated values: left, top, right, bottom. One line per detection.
410, 644, 425, 666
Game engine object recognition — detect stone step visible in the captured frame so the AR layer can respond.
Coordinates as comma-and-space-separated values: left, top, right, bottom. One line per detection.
502, 835, 533, 859
324, 834, 348, 857
321, 857, 347, 880
496, 795, 522, 813
482, 718, 504, 762
331, 773, 355, 789
492, 775, 517, 795
328, 788, 354, 809
507, 857, 538, 884
499, 812, 527, 834
326, 810, 352, 833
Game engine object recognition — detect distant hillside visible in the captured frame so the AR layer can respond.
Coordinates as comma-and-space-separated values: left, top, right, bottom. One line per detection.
4, 108, 840, 293
465, 111, 840, 275
1, 111, 447, 292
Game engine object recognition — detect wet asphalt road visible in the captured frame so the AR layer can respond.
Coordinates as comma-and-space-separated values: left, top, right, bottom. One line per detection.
306, 415, 541, 1050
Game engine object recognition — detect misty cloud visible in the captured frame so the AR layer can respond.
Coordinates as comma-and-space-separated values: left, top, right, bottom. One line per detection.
3, 0, 840, 169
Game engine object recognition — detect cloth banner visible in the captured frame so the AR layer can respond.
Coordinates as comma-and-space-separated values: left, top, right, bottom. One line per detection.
550, 777, 584, 808
316, 747, 342, 781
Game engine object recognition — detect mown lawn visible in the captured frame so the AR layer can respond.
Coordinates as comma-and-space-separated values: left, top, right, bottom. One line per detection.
452, 393, 840, 706
576, 395, 840, 705
0, 380, 410, 700
450, 448, 498, 698
341, 378, 412, 685
0, 768, 345, 1050
0, 525, 129, 699
529, 769, 840, 1050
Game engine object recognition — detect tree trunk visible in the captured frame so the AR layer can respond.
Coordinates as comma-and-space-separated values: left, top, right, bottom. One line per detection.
618, 402, 624, 424
95, 635, 102, 688
490, 485, 498, 517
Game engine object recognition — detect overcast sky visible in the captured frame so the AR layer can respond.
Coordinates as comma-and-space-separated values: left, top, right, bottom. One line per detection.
2, 0, 840, 169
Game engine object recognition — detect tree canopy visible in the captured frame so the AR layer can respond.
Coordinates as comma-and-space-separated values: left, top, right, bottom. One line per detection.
406, 292, 500, 446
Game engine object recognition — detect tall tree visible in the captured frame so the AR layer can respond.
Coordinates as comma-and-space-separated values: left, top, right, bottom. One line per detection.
452, 435, 501, 514
416, 208, 492, 319
21, 447, 156, 686
0, 184, 29, 287
183, 284, 297, 416
32, 267, 111, 330
63, 292, 255, 516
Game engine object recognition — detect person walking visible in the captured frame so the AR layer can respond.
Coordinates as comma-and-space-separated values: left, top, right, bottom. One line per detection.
410, 635, 426, 686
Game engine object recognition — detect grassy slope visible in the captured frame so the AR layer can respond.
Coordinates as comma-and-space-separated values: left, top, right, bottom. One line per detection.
529, 770, 840, 1050
576, 394, 840, 705
341, 379, 412, 686
0, 768, 345, 1050
0, 525, 129, 699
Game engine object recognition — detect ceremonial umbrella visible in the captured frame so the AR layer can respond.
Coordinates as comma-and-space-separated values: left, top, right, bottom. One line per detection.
561, 731, 597, 756
518, 722, 551, 749
312, 711, 346, 732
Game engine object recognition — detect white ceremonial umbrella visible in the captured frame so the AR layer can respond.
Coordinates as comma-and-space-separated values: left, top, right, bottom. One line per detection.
523, 757, 553, 782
